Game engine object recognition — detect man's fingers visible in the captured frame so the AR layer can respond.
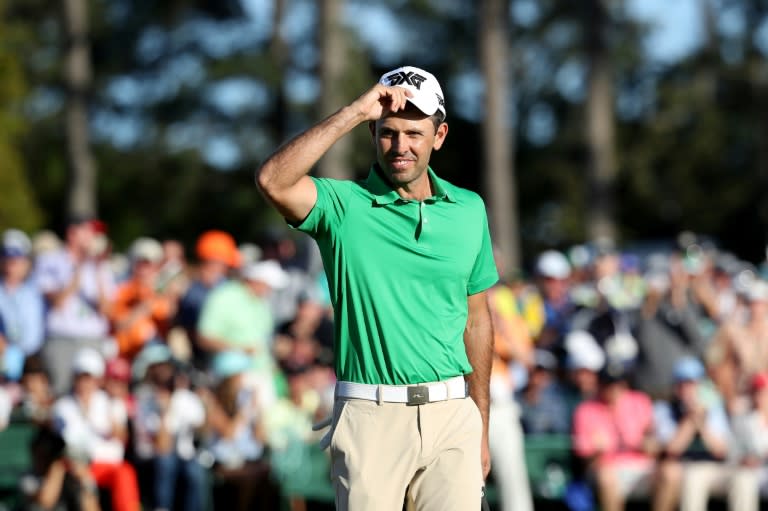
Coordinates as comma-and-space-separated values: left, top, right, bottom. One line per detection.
380, 86, 411, 112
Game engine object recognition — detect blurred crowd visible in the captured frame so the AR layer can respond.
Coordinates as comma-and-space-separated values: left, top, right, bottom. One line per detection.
3, 216, 768, 511
0, 217, 334, 511
489, 235, 768, 511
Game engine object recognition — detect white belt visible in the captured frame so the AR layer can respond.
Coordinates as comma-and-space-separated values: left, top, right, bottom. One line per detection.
335, 376, 468, 406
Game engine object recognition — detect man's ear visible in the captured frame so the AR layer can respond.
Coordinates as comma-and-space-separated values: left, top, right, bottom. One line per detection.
433, 122, 448, 150
368, 120, 377, 145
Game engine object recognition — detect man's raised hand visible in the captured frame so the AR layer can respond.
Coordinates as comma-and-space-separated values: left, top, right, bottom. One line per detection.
351, 84, 412, 122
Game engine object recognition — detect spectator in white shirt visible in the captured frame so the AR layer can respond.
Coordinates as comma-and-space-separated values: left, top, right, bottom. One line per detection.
52, 347, 140, 511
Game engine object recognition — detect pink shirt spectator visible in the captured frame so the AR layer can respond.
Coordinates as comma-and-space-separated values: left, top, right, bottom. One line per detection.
572, 389, 654, 466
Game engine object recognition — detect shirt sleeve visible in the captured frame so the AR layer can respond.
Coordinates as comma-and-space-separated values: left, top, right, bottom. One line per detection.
19, 287, 45, 355
290, 177, 350, 239
34, 253, 68, 294
466, 200, 499, 295
653, 402, 677, 444
197, 286, 228, 339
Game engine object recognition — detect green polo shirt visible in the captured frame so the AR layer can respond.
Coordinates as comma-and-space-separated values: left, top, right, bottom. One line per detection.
293, 165, 498, 385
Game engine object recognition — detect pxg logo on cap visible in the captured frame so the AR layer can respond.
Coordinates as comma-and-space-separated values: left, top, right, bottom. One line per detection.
379, 66, 446, 118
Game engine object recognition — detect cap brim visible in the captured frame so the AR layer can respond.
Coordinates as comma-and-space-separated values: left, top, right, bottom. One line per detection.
405, 95, 440, 117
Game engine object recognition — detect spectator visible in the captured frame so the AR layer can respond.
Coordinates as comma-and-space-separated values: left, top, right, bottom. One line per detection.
260, 233, 319, 326
486, 270, 534, 511
0, 229, 45, 373
20, 426, 101, 511
533, 250, 575, 350
562, 330, 605, 418
104, 357, 134, 419
274, 292, 334, 371
197, 350, 279, 511
573, 364, 678, 511
654, 356, 758, 511
109, 237, 183, 360
517, 349, 570, 434
51, 348, 140, 511
131, 344, 207, 511
707, 279, 768, 415
35, 216, 116, 395
176, 230, 240, 369
731, 372, 768, 498
631, 260, 708, 400
197, 260, 288, 414
18, 354, 55, 425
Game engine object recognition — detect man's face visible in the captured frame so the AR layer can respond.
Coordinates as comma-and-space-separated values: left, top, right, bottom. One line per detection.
67, 222, 95, 254
371, 106, 447, 188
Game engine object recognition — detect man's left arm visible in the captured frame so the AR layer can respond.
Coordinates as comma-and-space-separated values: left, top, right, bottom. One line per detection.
464, 290, 494, 480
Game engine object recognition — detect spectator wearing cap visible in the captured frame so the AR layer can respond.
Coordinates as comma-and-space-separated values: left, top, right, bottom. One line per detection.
517, 349, 570, 435
572, 363, 675, 511
131, 344, 207, 511
0, 229, 45, 376
197, 260, 288, 414
108, 237, 184, 360
176, 230, 241, 369
533, 250, 577, 350
562, 330, 605, 418
34, 216, 117, 395
197, 350, 279, 511
653, 356, 757, 511
51, 347, 141, 511
730, 373, 768, 498
707, 279, 768, 415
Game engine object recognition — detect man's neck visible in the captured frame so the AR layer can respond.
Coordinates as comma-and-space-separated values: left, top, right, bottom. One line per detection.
394, 173, 434, 202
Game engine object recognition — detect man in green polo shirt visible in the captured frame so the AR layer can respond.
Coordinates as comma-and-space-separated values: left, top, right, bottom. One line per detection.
256, 66, 497, 511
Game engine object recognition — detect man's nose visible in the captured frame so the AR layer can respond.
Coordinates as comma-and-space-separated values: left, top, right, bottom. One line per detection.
391, 133, 407, 152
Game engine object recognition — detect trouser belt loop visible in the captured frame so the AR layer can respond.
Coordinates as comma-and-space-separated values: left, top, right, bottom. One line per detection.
377, 384, 383, 406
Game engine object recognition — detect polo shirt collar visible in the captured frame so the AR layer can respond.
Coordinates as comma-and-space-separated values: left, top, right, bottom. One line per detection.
367, 165, 456, 205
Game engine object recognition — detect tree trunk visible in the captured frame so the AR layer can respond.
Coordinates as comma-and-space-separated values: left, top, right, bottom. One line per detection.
584, 0, 616, 243
479, 0, 521, 274
269, 0, 289, 142
63, 0, 97, 219
316, 0, 352, 180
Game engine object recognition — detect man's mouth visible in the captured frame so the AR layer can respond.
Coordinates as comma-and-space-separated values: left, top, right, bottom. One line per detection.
390, 158, 414, 170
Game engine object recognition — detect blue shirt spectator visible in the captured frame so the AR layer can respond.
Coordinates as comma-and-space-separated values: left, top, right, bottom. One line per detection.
517, 350, 571, 434
0, 229, 45, 356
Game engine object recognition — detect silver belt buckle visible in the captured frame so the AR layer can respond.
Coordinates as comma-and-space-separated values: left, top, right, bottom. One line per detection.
406, 385, 430, 406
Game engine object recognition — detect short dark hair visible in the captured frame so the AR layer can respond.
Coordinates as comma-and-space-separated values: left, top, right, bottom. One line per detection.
430, 111, 446, 130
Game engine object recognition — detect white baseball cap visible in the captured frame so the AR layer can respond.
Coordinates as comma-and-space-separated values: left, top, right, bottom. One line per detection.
129, 237, 164, 263
535, 250, 571, 280
378, 66, 446, 118
564, 330, 605, 372
241, 260, 289, 289
72, 348, 105, 378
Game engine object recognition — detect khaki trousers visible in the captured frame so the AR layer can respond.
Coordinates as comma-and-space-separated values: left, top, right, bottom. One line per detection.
330, 396, 483, 511
681, 461, 759, 511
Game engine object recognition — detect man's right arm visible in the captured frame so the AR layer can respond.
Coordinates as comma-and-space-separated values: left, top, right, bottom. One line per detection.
255, 84, 412, 223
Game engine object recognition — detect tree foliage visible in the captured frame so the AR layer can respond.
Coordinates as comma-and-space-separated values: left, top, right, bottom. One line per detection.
3, 0, 768, 264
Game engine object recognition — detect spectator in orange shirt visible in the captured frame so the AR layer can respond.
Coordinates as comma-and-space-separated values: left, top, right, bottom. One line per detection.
109, 238, 183, 360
